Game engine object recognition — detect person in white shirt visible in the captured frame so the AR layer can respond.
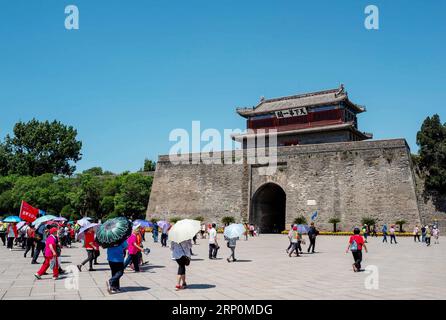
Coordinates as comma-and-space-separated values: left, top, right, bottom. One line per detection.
171, 240, 192, 291
208, 223, 219, 259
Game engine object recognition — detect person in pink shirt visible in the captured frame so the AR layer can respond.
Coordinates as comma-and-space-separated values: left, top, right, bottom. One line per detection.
124, 226, 144, 272
35, 227, 59, 280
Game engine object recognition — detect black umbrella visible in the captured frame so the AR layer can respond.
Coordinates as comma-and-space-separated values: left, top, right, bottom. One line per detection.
96, 217, 132, 248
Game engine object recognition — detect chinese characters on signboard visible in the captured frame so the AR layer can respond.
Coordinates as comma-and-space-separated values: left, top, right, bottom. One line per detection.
275, 107, 308, 119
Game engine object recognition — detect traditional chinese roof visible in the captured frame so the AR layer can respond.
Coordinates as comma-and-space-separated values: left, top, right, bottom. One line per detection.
236, 85, 365, 118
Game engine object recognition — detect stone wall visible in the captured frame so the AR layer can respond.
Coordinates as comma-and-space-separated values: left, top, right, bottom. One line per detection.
147, 139, 422, 231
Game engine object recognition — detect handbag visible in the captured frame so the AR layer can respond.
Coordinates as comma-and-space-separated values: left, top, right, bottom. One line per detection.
179, 243, 191, 266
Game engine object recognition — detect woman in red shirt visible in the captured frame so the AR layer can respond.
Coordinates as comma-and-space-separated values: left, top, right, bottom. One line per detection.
346, 227, 368, 272
6, 223, 18, 251
77, 228, 99, 272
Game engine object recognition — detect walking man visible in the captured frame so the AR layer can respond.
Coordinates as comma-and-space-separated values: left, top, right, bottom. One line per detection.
413, 225, 421, 242
225, 236, 238, 262
24, 225, 36, 258
382, 224, 388, 243
208, 223, 219, 259
307, 222, 319, 253
77, 228, 99, 272
161, 223, 169, 247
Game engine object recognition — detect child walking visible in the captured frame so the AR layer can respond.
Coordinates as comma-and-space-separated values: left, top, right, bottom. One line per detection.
346, 227, 368, 272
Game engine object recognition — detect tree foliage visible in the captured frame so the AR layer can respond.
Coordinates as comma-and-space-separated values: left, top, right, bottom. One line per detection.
416, 114, 446, 193
1, 119, 82, 176
293, 215, 307, 225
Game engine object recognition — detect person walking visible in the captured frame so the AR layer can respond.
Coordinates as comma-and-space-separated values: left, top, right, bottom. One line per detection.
346, 227, 368, 272
389, 225, 397, 244
225, 236, 238, 262
0, 222, 6, 246
124, 225, 144, 272
208, 223, 219, 259
34, 228, 59, 280
244, 223, 249, 241
32, 225, 47, 264
307, 222, 319, 253
161, 223, 169, 247
421, 225, 426, 243
362, 224, 368, 243
286, 225, 295, 254
6, 223, 18, 251
24, 225, 36, 258
152, 222, 159, 243
371, 225, 378, 237
171, 239, 192, 291
413, 225, 421, 242
433, 227, 440, 244
106, 240, 128, 294
77, 228, 99, 272
382, 224, 388, 243
200, 223, 206, 239
425, 225, 431, 246
288, 226, 301, 257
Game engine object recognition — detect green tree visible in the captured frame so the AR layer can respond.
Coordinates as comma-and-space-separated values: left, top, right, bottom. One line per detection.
328, 217, 341, 232
0, 143, 10, 176
194, 216, 205, 222
395, 219, 407, 232
113, 173, 152, 219
361, 217, 377, 227
142, 159, 156, 172
221, 216, 235, 226
294, 215, 307, 225
4, 119, 82, 176
169, 216, 182, 224
70, 174, 102, 218
416, 114, 446, 193
83, 167, 104, 176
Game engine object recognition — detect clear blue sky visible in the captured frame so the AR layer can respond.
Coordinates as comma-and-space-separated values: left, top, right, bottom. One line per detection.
1, 0, 445, 173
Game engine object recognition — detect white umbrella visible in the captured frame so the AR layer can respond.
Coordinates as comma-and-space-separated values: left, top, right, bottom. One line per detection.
77, 217, 93, 227
168, 219, 201, 243
52, 217, 67, 222
77, 223, 99, 241
224, 223, 245, 239
32, 215, 57, 228
16, 221, 27, 230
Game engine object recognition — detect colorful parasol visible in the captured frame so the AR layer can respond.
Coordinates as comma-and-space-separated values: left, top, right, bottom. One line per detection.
96, 217, 132, 248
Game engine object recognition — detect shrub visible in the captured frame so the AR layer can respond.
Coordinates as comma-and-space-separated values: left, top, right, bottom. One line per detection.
221, 216, 235, 226
328, 217, 341, 232
395, 219, 407, 232
361, 217, 377, 227
293, 215, 307, 225
194, 216, 205, 222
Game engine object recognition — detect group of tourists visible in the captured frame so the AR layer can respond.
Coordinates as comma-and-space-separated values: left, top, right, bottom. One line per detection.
412, 225, 440, 246
286, 222, 319, 257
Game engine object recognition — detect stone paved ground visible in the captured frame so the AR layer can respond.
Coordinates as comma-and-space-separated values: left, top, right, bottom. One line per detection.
0, 234, 445, 300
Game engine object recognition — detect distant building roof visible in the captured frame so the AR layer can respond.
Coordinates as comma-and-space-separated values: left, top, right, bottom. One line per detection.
236, 85, 365, 118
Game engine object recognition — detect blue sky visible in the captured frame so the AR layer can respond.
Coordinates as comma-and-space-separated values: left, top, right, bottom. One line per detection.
0, 0, 445, 173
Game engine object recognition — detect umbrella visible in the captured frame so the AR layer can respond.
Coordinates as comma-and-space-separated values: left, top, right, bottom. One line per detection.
297, 224, 309, 234
224, 223, 245, 239
168, 219, 201, 243
157, 220, 170, 229
96, 217, 132, 248
16, 221, 27, 230
77, 217, 93, 227
3, 216, 22, 223
133, 219, 153, 228
32, 215, 57, 227
77, 223, 99, 241
52, 217, 67, 222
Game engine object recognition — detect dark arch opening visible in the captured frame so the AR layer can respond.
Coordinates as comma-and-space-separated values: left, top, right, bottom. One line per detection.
250, 183, 286, 233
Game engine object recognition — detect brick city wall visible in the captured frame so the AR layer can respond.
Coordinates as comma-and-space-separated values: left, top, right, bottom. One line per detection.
146, 139, 422, 231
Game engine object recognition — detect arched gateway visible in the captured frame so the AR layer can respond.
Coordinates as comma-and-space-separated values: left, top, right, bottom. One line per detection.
250, 183, 286, 233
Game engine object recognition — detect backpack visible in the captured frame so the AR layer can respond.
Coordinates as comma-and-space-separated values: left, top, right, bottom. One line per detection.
350, 238, 358, 252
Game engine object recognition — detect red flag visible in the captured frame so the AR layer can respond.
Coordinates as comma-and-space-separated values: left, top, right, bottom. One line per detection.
19, 201, 39, 223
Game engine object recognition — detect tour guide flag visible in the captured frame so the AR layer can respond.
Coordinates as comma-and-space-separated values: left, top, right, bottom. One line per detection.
19, 201, 39, 223
311, 211, 318, 221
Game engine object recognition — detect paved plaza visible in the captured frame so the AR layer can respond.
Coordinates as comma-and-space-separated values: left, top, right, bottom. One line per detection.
0, 234, 444, 300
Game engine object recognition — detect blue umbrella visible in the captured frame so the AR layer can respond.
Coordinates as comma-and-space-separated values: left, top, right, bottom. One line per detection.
133, 219, 153, 228
297, 224, 309, 234
224, 223, 245, 239
3, 216, 22, 223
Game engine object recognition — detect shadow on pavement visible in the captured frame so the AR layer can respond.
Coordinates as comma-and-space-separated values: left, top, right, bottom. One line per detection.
186, 284, 216, 290
121, 286, 150, 292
